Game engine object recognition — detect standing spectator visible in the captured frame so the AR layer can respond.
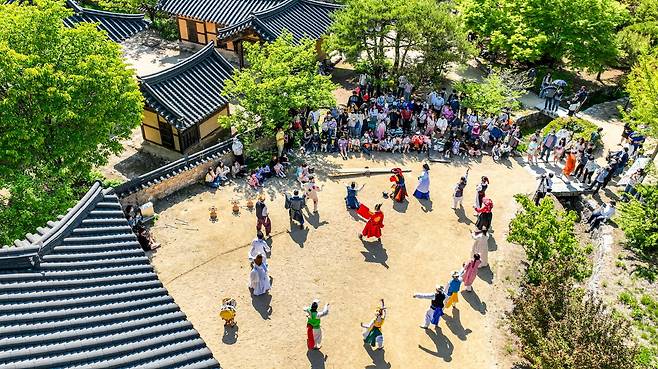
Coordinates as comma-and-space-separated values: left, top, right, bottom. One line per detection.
574, 86, 589, 113
397, 75, 408, 98
543, 84, 557, 111
572, 149, 590, 179
580, 155, 599, 184
275, 127, 285, 157
552, 88, 563, 112
589, 166, 611, 192
539, 72, 552, 98
540, 129, 557, 162
232, 137, 244, 165
403, 81, 413, 102
527, 137, 540, 165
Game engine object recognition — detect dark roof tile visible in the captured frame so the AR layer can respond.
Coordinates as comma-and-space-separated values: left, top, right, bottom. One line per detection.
138, 43, 234, 131
63, 0, 150, 42
0, 182, 220, 368
216, 0, 341, 43
160, 0, 284, 25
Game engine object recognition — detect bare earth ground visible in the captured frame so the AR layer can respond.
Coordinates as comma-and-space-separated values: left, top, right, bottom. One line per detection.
149, 153, 535, 369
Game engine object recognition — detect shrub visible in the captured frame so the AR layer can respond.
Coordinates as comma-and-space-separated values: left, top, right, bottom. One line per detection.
618, 184, 658, 254
541, 117, 603, 147
507, 194, 591, 284
152, 16, 179, 41
508, 263, 640, 369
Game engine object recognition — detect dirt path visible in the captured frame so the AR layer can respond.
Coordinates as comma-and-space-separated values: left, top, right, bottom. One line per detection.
150, 153, 535, 369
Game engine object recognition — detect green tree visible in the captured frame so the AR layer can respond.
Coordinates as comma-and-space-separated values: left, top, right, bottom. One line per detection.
618, 184, 658, 253
617, 0, 658, 67
459, 0, 628, 74
624, 52, 658, 139
0, 0, 143, 245
454, 73, 522, 114
221, 31, 336, 134
508, 259, 640, 369
326, 0, 472, 86
507, 195, 590, 284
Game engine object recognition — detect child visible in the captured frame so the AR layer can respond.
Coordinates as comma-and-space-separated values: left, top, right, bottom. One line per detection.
338, 136, 349, 159
320, 131, 328, 152
274, 161, 286, 178
351, 137, 361, 153
491, 143, 501, 161
402, 136, 411, 153
248, 171, 260, 189
451, 138, 461, 157
422, 135, 431, 152
391, 136, 402, 153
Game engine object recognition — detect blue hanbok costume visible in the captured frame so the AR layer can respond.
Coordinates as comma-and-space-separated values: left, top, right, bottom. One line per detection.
345, 186, 360, 209
413, 169, 431, 200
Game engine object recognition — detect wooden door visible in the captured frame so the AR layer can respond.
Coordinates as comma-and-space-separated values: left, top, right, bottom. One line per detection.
159, 121, 175, 150
186, 20, 198, 43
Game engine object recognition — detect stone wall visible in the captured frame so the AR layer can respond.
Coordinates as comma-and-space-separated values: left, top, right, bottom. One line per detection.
119, 151, 233, 207
514, 110, 553, 130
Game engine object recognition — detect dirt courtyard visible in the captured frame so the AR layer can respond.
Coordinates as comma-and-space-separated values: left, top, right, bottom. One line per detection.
149, 153, 536, 369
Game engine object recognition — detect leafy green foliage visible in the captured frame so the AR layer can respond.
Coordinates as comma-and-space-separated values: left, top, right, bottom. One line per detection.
508, 195, 590, 284
326, 0, 472, 86
0, 0, 143, 245
459, 0, 628, 72
617, 0, 658, 67
151, 16, 179, 41
508, 260, 640, 369
619, 290, 658, 368
454, 73, 522, 114
221, 32, 336, 135
541, 117, 603, 147
618, 184, 658, 253
624, 53, 658, 139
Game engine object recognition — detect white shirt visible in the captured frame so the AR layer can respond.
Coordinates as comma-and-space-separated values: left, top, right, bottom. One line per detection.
232, 140, 243, 156
600, 205, 616, 220
248, 238, 271, 262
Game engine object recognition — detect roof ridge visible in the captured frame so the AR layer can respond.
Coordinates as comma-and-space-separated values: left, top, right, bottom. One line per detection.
138, 43, 216, 84
254, 0, 342, 17
67, 0, 148, 20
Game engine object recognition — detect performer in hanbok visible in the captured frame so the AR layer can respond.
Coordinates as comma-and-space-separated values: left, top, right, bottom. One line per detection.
389, 168, 407, 202
444, 271, 462, 309
413, 285, 446, 329
361, 299, 386, 349
345, 182, 365, 209
285, 190, 306, 229
305, 299, 330, 350
461, 254, 481, 291
474, 176, 489, 209
413, 163, 431, 200
248, 231, 271, 266
452, 168, 469, 209
255, 194, 271, 237
475, 197, 494, 232
248, 254, 271, 296
471, 230, 490, 267
304, 176, 322, 213
358, 204, 384, 241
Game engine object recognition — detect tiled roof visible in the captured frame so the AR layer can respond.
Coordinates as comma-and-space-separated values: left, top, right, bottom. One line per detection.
4, 0, 149, 42
63, 0, 150, 42
0, 182, 221, 369
216, 0, 342, 43
160, 0, 284, 26
138, 43, 235, 131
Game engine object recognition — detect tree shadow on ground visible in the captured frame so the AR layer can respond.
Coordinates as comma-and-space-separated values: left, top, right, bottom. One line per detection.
360, 240, 389, 269
222, 325, 238, 345
418, 326, 453, 362
363, 344, 391, 369
477, 266, 494, 284
443, 307, 472, 341
461, 290, 487, 315
250, 292, 272, 320
306, 350, 328, 369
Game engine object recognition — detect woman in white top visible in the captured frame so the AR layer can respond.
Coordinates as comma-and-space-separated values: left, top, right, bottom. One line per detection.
471, 229, 490, 267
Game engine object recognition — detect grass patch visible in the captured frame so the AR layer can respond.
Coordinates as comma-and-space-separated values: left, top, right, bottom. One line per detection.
619, 290, 658, 367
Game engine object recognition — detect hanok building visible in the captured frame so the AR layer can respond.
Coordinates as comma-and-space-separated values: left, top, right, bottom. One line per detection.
5, 0, 150, 42
138, 43, 234, 154
0, 182, 220, 368
160, 0, 342, 66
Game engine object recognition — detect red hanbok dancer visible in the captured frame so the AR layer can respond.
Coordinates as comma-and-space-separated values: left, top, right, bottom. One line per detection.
358, 204, 384, 241
389, 168, 407, 202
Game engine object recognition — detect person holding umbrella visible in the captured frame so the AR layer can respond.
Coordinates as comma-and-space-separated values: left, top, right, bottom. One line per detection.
542, 83, 557, 111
